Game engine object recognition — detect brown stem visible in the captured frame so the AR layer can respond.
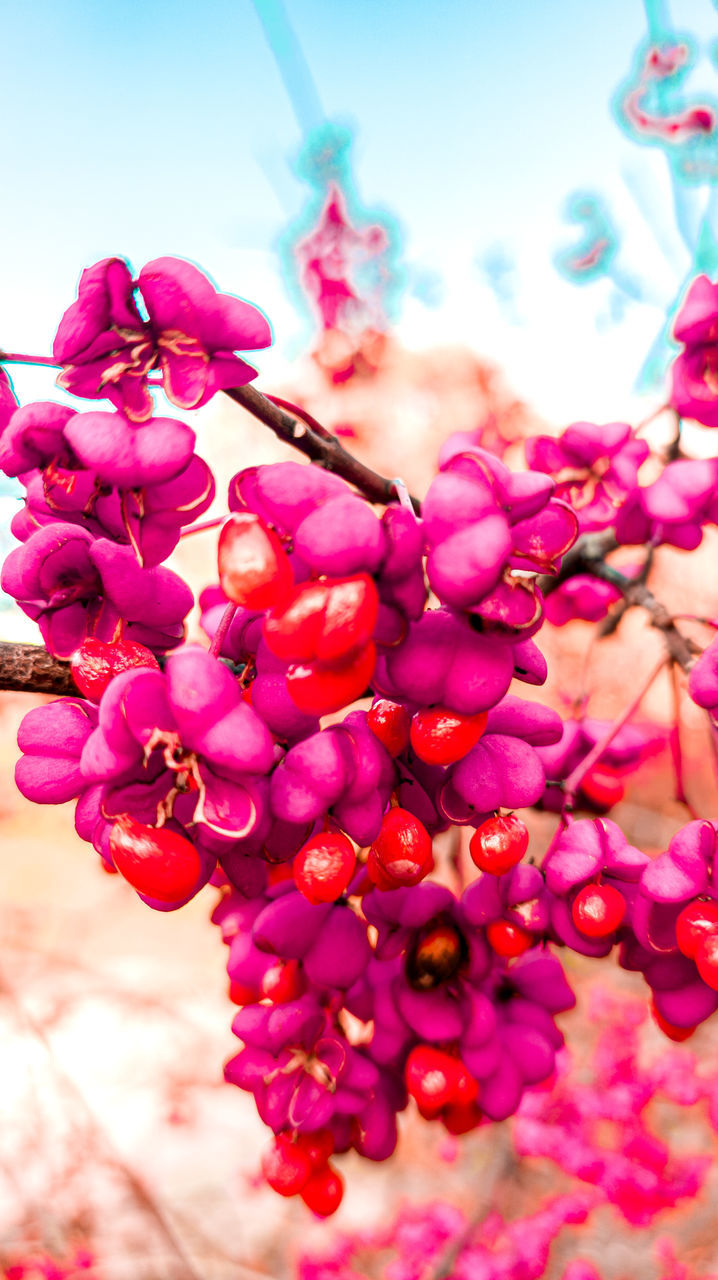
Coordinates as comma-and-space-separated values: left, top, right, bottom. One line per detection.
540, 532, 698, 672
224, 383, 421, 513
0, 642, 76, 695
562, 654, 668, 813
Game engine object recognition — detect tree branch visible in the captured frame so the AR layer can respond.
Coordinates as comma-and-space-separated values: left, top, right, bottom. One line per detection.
540, 532, 699, 672
0, 642, 75, 695
224, 384, 421, 513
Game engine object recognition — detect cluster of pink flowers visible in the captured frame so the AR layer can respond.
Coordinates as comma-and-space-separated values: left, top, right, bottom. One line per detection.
7, 253, 718, 1224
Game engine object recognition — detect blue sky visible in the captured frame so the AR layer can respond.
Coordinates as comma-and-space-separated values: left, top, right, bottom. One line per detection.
2, 0, 718, 420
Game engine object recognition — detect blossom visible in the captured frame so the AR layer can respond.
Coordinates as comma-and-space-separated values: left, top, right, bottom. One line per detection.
54, 256, 272, 421
1, 523, 193, 657
669, 274, 718, 427
525, 421, 649, 532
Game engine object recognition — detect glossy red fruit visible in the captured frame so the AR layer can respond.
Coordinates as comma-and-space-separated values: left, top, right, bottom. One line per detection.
228, 979, 258, 1005
260, 958, 305, 1003
695, 931, 718, 991
651, 1000, 697, 1042
442, 1099, 483, 1134
571, 883, 626, 938
367, 699, 411, 756
261, 1136, 312, 1197
300, 1162, 345, 1216
368, 806, 433, 889
218, 512, 293, 611
70, 637, 159, 701
580, 766, 625, 810
675, 899, 718, 960
109, 814, 202, 904
469, 813, 529, 875
294, 832, 356, 904
486, 920, 533, 958
410, 705, 488, 766
294, 1128, 335, 1170
264, 573, 379, 665
405, 1046, 458, 1117
286, 642, 376, 716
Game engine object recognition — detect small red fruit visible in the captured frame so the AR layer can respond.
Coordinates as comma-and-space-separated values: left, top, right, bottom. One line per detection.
405, 1046, 457, 1117
580, 766, 625, 810
228, 979, 258, 1005
286, 642, 377, 716
300, 1162, 345, 1216
264, 573, 378, 665
571, 883, 626, 939
294, 1128, 335, 1170
109, 814, 202, 904
469, 813, 529, 875
442, 1099, 482, 1134
651, 1000, 697, 1042
675, 899, 718, 960
261, 1136, 312, 1197
260, 958, 305, 1003
70, 637, 159, 701
410, 705, 488, 766
294, 832, 356, 904
695, 932, 718, 991
486, 920, 533, 958
367, 699, 411, 756
368, 806, 433, 889
218, 512, 293, 611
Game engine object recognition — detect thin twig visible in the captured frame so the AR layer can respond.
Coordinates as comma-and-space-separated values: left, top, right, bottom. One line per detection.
562, 653, 668, 813
224, 383, 421, 512
668, 660, 699, 818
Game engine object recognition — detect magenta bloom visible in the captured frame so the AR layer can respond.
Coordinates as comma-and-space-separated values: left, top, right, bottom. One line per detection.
669, 275, 718, 427
525, 422, 649, 533
615, 457, 718, 550
1, 523, 193, 657
54, 256, 272, 421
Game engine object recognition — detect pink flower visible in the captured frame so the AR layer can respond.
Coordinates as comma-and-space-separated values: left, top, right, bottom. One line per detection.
54, 256, 272, 421
670, 275, 718, 427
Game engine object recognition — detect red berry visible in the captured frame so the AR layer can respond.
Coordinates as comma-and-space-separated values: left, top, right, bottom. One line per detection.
260, 958, 305, 1003
294, 832, 356, 904
571, 883, 626, 939
442, 1099, 482, 1134
405, 1046, 457, 1117
300, 1162, 344, 1216
368, 807, 433, 889
261, 1136, 312, 1196
218, 512, 293, 611
580, 766, 624, 810
469, 813, 529, 875
294, 1128, 335, 1170
70, 637, 159, 701
486, 920, 533, 958
651, 1001, 697, 1042
695, 931, 718, 991
264, 574, 378, 665
367, 699, 411, 756
410, 705, 488, 766
675, 899, 718, 959
109, 814, 202, 904
286, 643, 377, 716
228, 979, 258, 1005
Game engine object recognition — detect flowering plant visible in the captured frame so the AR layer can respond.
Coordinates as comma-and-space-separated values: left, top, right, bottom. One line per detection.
4, 250, 718, 1233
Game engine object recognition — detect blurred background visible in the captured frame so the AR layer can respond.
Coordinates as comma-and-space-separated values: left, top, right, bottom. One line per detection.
4, 2, 718, 1276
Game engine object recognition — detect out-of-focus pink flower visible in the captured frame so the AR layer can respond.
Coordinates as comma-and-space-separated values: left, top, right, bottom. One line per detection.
54, 256, 272, 421
670, 275, 718, 427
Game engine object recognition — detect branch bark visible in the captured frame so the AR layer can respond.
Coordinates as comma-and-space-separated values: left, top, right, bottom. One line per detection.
224, 384, 421, 513
0, 642, 75, 695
